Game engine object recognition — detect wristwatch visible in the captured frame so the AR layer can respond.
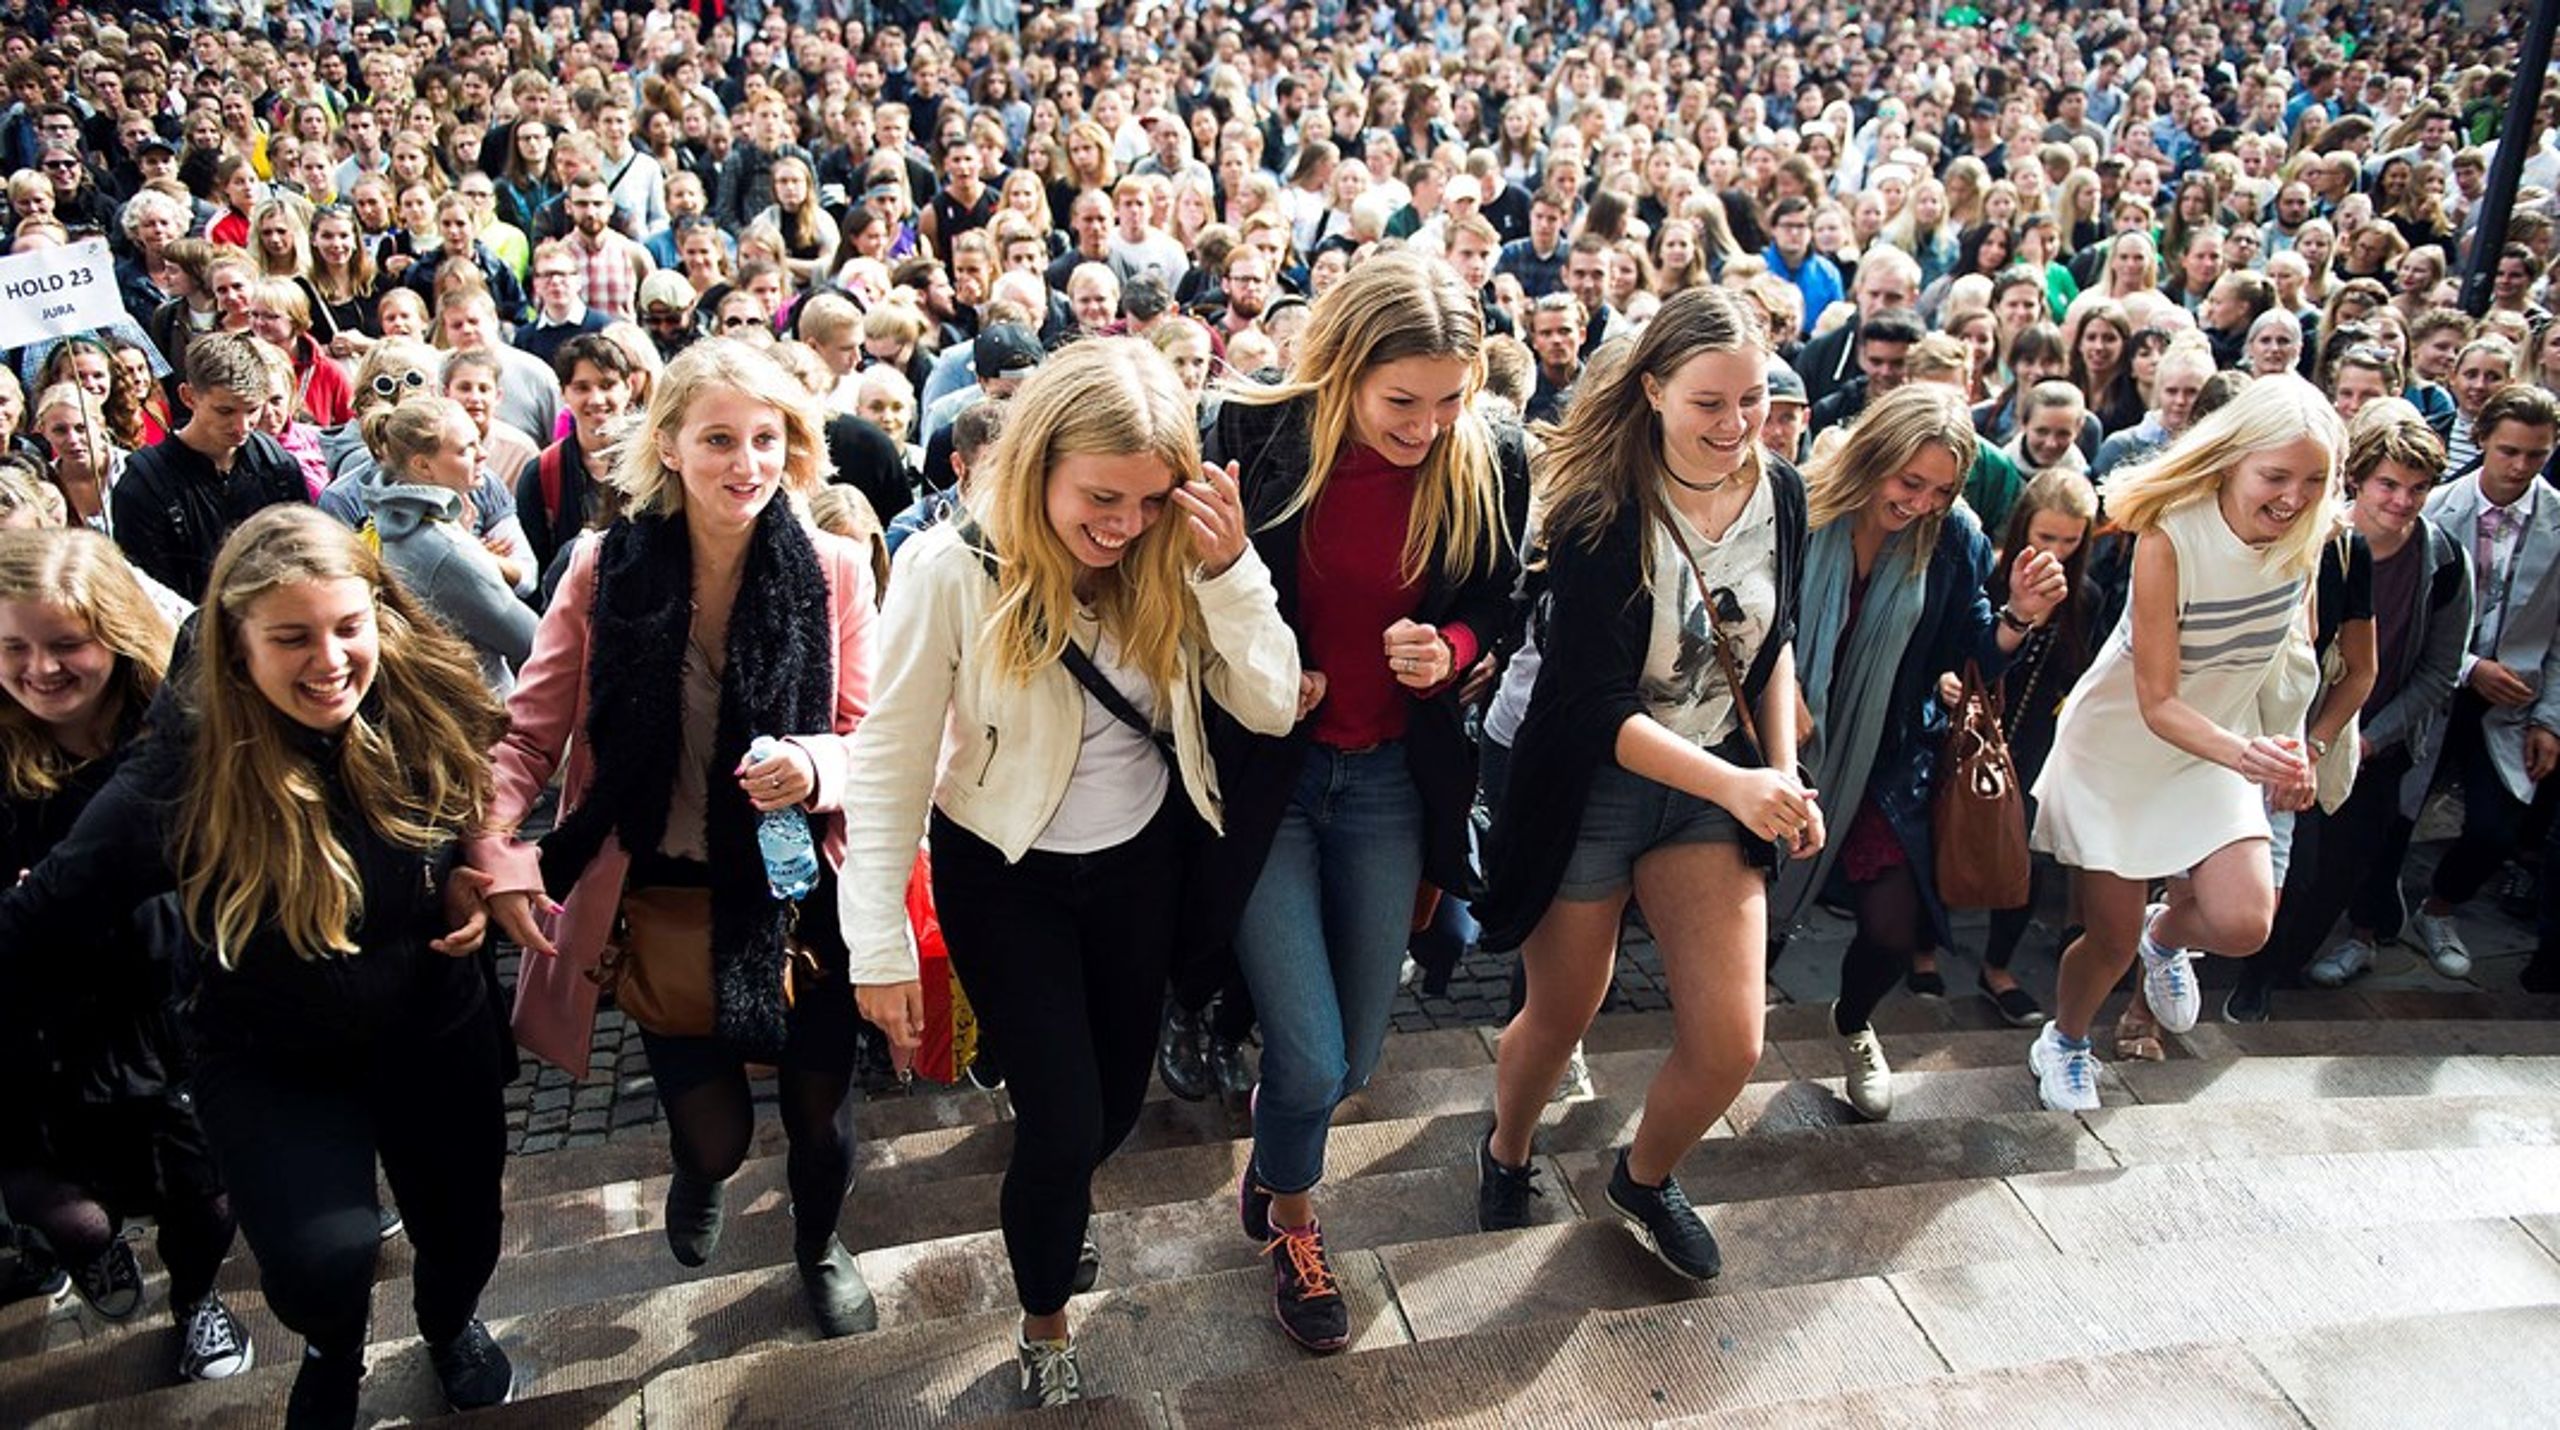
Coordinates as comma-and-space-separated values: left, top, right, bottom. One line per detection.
1996, 604, 2037, 634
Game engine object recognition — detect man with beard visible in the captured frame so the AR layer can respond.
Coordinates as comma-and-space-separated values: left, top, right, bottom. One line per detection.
558, 175, 656, 324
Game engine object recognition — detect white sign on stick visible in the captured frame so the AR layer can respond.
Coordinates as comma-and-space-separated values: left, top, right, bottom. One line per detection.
0, 239, 125, 352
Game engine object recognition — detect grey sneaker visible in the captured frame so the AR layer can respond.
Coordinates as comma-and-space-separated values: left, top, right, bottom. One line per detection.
2304, 936, 2374, 988
1016, 1327, 1083, 1408
1551, 1042, 1594, 1103
2410, 910, 2475, 978
1839, 1020, 1894, 1121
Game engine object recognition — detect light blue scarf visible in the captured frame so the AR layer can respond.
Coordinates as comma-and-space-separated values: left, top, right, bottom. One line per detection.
1778, 518, 1927, 922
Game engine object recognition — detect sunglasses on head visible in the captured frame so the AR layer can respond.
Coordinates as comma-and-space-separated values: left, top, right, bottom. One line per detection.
369, 369, 430, 398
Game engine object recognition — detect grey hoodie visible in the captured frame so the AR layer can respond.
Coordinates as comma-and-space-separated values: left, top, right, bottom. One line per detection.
363, 482, 538, 696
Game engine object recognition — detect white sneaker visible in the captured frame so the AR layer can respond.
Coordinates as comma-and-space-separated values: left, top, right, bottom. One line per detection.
1550, 1042, 1594, 1104
2303, 937, 2375, 988
2409, 910, 2475, 978
1840, 1024, 1894, 1121
2137, 903, 2201, 1034
2029, 1024, 2102, 1112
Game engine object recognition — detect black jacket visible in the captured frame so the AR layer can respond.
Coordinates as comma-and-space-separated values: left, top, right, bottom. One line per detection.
1478, 463, 1809, 951
1793, 315, 1861, 411
1201, 393, 1530, 917
0, 670, 490, 1066
111, 431, 311, 603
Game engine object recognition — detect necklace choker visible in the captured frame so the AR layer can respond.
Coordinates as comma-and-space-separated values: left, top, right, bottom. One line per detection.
1669, 468, 1735, 493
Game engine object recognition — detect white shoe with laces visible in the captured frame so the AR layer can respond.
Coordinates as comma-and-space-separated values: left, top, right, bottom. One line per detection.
2304, 937, 2375, 988
2137, 903, 2201, 1034
2410, 910, 2475, 978
1839, 1023, 1894, 1121
2029, 1024, 2102, 1112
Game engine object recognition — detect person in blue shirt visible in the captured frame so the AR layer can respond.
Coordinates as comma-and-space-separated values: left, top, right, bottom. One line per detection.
1763, 197, 1844, 339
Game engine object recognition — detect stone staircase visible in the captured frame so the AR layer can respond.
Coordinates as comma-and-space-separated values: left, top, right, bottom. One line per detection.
6, 989, 2560, 1427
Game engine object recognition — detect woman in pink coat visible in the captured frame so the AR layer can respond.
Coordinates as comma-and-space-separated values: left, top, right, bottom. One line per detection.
468, 338, 880, 1339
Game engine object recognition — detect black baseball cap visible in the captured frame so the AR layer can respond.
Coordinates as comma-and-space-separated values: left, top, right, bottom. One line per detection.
975, 323, 1046, 381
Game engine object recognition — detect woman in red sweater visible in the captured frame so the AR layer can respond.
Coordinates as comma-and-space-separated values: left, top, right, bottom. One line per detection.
1205, 251, 1528, 1354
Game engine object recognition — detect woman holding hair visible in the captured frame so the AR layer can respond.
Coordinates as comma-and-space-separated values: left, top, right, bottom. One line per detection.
2028, 375, 2346, 1109
1773, 385, 2070, 1119
0, 506, 516, 1426
358, 395, 538, 696
1475, 289, 1813, 1277
472, 339, 882, 1340
1208, 251, 1526, 1352
0, 530, 248, 1387
838, 340, 1299, 1406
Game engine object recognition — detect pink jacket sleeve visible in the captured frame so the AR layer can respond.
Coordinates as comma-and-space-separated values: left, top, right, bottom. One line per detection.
463, 536, 598, 894
790, 533, 879, 815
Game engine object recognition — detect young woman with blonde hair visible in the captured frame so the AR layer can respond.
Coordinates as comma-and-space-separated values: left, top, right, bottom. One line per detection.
1209, 250, 1526, 1352
474, 338, 883, 1341
0, 507, 515, 1426
2029, 375, 2347, 1109
1773, 385, 2070, 1121
1476, 288, 1812, 1277
838, 339, 1298, 1406
0, 530, 248, 1387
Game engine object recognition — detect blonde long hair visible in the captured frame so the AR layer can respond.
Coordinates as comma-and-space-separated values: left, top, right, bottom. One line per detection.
1222, 250, 1507, 585
1537, 287, 1769, 573
0, 530, 172, 800
2102, 372, 2347, 580
975, 339, 1201, 698
610, 338, 827, 516
1805, 383, 1981, 572
175, 507, 505, 968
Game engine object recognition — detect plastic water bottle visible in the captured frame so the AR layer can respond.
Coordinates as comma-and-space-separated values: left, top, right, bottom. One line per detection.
748, 736, 820, 902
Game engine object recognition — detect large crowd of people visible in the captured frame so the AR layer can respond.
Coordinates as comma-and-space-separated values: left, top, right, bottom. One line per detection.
0, 0, 2556, 1422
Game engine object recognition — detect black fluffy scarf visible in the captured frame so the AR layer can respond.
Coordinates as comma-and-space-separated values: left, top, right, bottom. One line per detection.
541, 502, 833, 1057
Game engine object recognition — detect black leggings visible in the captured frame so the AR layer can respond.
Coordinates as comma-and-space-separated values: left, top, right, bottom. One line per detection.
933, 802, 1181, 1318
2244, 749, 2413, 995
0, 1093, 236, 1310
636, 964, 861, 1260
188, 1009, 507, 1356
1834, 862, 1927, 1037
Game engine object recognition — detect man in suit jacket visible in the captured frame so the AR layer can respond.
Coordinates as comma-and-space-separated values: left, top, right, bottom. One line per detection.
2407, 384, 2560, 976
1792, 247, 1920, 411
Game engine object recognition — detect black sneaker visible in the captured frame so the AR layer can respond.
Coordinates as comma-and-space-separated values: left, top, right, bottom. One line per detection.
664, 1169, 726, 1267
1475, 1131, 1545, 1232
1237, 1161, 1273, 1242
1016, 1327, 1083, 1408
1071, 1235, 1101, 1294
1264, 1221, 1348, 1353
1, 1239, 67, 1306
2222, 980, 2272, 1025
1157, 1002, 1211, 1101
797, 1236, 878, 1338
1604, 1148, 1721, 1281
69, 1236, 143, 1320
177, 1293, 254, 1381
285, 1345, 364, 1430
427, 1319, 515, 1411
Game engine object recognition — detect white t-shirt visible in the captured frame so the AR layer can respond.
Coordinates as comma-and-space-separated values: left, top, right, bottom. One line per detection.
1034, 612, 1172, 854
1642, 476, 1780, 747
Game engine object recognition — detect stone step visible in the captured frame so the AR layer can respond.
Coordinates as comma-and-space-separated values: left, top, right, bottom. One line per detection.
43, 1128, 2560, 1429
1165, 1218, 2560, 1427
1685, 1342, 2305, 1429
2242, 1303, 2560, 1428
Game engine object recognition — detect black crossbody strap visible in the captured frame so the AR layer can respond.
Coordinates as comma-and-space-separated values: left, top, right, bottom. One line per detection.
1059, 638, 1177, 768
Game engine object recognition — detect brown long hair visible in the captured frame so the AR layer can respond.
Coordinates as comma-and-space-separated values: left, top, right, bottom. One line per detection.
176, 507, 505, 967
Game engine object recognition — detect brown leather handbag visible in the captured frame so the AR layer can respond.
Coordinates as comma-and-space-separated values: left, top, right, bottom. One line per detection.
593, 888, 815, 1039
1932, 660, 2031, 910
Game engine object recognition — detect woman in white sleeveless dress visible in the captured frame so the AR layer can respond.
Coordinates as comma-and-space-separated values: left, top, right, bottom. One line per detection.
2028, 374, 2349, 1110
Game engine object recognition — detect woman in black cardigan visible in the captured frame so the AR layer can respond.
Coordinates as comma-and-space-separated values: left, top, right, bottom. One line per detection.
1475, 291, 1813, 1282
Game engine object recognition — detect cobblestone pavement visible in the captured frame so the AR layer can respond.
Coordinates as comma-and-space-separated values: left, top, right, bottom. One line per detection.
501, 832, 2547, 1156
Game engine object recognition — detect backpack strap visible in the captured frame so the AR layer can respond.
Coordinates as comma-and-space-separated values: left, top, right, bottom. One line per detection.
539, 440, 566, 520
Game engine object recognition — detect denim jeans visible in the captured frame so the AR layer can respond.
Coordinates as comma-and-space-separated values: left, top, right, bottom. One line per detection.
1234, 744, 1426, 1195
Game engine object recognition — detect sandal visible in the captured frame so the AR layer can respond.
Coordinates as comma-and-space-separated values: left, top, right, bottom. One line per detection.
2111, 1005, 2166, 1062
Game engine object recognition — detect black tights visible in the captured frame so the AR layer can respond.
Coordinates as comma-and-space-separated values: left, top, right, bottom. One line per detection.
640, 1021, 858, 1260
1834, 864, 1926, 1036
1980, 861, 2051, 972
